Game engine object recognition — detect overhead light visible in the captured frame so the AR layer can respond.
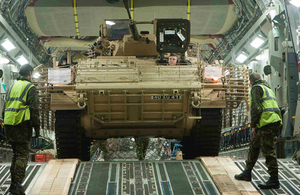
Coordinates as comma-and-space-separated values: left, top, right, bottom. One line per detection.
1, 38, 16, 51
248, 63, 253, 70
269, 10, 277, 19
255, 55, 263, 61
250, 37, 265, 48
236, 53, 248, 63
290, 0, 300, 7
16, 55, 29, 65
106, 21, 116, 25
1, 57, 10, 64
33, 73, 41, 79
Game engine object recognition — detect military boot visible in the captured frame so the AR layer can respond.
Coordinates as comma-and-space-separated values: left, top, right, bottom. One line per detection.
9, 182, 25, 195
234, 168, 252, 181
258, 176, 280, 189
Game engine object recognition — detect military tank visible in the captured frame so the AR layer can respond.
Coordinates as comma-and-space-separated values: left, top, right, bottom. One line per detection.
50, 3, 240, 160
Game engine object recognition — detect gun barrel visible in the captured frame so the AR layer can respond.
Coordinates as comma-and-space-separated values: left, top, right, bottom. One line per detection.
129, 20, 140, 41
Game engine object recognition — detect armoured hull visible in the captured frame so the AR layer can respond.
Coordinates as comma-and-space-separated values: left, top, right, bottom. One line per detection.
52, 57, 227, 138
50, 55, 249, 159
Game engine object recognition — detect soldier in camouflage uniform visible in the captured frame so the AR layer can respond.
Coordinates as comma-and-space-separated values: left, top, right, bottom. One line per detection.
3, 64, 40, 195
235, 73, 282, 189
90, 140, 109, 161
135, 137, 149, 161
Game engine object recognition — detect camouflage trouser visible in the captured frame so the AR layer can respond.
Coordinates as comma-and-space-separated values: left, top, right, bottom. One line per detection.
90, 140, 109, 161
99, 140, 109, 161
135, 138, 149, 161
11, 142, 30, 183
246, 123, 280, 177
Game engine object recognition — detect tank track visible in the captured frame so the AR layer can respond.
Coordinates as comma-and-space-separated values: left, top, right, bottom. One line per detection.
55, 110, 90, 161
182, 108, 222, 159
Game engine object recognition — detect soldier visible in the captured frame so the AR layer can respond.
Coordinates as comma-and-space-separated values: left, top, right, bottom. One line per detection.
135, 137, 149, 161
235, 73, 282, 189
90, 140, 109, 161
3, 64, 40, 195
167, 53, 178, 66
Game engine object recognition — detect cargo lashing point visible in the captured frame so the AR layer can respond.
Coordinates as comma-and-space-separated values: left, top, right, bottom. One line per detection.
191, 91, 201, 108
192, 100, 200, 108
77, 101, 86, 108
77, 92, 87, 108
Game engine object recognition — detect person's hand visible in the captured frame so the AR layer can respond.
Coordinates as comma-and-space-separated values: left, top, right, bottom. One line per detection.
34, 126, 40, 138
251, 128, 256, 139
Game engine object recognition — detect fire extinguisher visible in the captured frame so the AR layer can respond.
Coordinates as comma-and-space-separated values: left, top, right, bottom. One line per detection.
298, 60, 300, 72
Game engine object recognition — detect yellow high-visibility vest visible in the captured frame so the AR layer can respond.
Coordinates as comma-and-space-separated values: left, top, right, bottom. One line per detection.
250, 84, 282, 128
4, 80, 34, 125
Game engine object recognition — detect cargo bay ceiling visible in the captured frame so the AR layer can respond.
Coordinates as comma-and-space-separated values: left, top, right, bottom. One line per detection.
26, 0, 236, 36
0, 0, 265, 66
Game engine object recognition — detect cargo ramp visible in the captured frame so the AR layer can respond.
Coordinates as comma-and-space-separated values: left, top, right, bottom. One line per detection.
0, 157, 299, 195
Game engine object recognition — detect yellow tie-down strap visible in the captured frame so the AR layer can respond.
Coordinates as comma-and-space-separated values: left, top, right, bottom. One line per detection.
73, 0, 80, 36
187, 0, 191, 20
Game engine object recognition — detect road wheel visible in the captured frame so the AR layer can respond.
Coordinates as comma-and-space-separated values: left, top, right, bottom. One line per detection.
55, 110, 90, 161
182, 108, 222, 159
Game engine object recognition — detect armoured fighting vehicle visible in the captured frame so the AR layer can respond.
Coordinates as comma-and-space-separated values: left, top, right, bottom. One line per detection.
50, 4, 248, 160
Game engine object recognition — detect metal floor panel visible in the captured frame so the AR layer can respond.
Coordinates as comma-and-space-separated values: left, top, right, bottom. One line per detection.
235, 159, 300, 195
1, 159, 299, 195
0, 163, 46, 195
69, 160, 220, 195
